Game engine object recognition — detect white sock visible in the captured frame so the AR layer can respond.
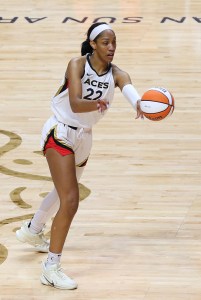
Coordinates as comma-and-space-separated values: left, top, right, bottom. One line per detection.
28, 220, 42, 234
46, 251, 62, 267
29, 188, 60, 234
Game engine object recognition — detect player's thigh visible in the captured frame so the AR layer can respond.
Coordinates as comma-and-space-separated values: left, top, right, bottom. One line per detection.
45, 149, 78, 200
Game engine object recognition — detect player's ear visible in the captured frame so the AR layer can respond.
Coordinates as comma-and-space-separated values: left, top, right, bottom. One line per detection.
90, 41, 96, 51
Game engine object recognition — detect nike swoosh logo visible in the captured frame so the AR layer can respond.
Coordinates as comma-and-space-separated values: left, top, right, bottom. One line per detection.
44, 276, 55, 287
87, 73, 93, 77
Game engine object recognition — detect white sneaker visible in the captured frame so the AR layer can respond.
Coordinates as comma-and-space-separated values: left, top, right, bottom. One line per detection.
40, 261, 78, 290
16, 221, 49, 253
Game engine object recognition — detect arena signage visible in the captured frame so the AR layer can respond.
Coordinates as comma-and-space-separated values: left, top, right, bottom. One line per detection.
0, 16, 200, 24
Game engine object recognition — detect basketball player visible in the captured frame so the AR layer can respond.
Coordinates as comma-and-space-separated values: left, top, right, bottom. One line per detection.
16, 22, 143, 290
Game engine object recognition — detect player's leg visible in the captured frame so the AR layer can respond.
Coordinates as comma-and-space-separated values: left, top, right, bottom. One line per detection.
15, 166, 85, 252
16, 118, 80, 252
31, 127, 91, 242
30, 120, 86, 234
41, 148, 79, 290
46, 149, 79, 253
29, 166, 84, 233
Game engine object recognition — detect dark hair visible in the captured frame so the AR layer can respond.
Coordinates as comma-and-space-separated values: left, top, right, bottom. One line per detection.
81, 22, 107, 56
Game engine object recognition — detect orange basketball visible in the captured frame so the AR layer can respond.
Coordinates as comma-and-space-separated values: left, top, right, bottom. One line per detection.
140, 87, 174, 121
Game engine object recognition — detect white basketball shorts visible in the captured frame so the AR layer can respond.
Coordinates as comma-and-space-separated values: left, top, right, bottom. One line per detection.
40, 116, 92, 167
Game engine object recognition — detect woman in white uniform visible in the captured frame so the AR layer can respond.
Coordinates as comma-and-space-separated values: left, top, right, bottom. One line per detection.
16, 22, 143, 290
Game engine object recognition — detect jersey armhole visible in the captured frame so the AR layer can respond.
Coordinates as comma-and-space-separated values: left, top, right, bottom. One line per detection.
111, 64, 118, 87
80, 55, 87, 79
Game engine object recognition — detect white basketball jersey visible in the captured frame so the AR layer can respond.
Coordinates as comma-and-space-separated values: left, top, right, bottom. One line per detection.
51, 54, 115, 128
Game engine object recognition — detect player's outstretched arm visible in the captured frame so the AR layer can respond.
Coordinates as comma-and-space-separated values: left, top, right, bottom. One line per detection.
113, 65, 144, 119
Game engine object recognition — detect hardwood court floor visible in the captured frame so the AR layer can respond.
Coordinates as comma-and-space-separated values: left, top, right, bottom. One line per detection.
0, 0, 201, 299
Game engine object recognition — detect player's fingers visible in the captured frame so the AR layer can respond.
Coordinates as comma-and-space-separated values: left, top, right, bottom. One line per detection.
135, 105, 144, 119
97, 100, 108, 113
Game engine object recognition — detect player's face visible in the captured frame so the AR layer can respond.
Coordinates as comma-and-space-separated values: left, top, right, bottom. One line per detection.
94, 30, 116, 62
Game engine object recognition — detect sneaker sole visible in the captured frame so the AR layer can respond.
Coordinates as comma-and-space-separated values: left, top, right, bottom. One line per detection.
40, 275, 77, 290
40, 275, 51, 286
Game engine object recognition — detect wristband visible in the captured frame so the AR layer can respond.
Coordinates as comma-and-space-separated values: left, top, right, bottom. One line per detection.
122, 84, 140, 111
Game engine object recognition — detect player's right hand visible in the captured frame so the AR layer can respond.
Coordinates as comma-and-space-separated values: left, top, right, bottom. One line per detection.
135, 100, 144, 119
97, 100, 109, 114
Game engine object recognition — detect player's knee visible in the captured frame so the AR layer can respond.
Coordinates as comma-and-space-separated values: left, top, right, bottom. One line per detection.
68, 194, 79, 217
60, 191, 79, 218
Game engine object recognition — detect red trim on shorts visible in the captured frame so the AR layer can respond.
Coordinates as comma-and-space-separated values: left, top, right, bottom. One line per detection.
44, 135, 73, 156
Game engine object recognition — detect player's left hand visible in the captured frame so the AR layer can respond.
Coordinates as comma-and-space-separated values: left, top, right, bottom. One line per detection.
135, 100, 144, 119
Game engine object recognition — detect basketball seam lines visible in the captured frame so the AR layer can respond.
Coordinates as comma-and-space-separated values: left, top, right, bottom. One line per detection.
141, 100, 173, 106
